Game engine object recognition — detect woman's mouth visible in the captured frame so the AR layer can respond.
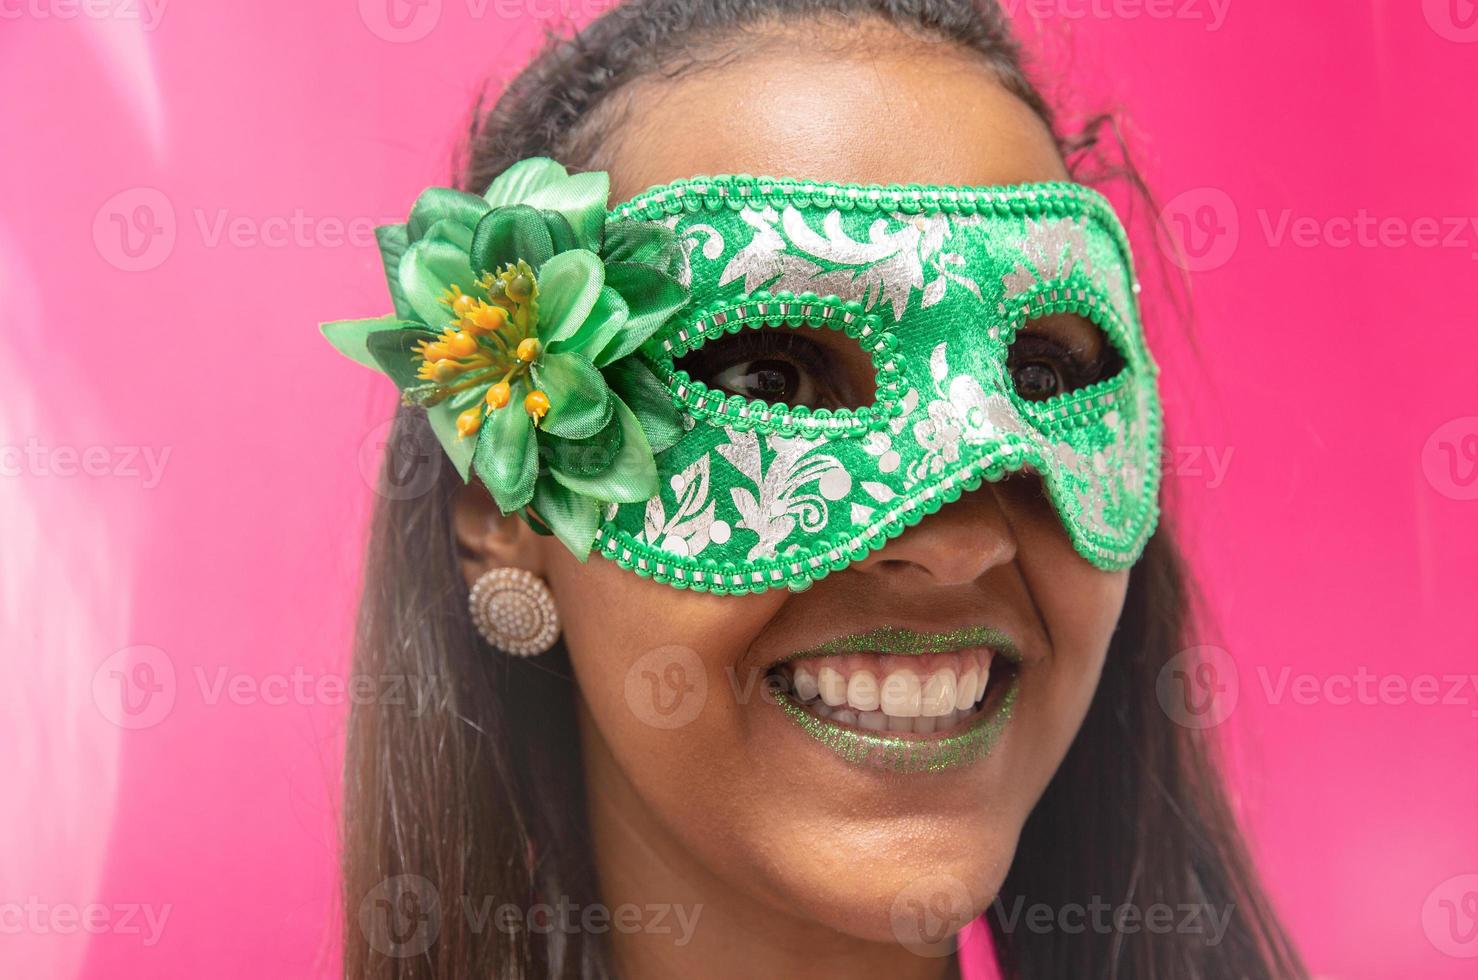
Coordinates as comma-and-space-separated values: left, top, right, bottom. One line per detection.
763, 627, 1021, 772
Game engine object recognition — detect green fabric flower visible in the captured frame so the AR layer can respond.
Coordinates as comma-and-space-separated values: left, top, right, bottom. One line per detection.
322, 157, 689, 558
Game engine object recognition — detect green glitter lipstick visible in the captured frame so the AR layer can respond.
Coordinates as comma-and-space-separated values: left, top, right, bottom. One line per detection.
766, 625, 1021, 772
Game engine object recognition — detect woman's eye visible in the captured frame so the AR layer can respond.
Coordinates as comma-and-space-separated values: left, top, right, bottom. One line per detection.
1011, 360, 1064, 401
1007, 315, 1124, 402
675, 326, 868, 409
709, 358, 816, 405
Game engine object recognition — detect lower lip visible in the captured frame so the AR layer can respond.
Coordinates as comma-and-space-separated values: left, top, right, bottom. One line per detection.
770, 674, 1019, 773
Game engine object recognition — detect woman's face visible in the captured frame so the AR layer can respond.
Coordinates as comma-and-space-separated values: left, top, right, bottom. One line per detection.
461, 24, 1129, 951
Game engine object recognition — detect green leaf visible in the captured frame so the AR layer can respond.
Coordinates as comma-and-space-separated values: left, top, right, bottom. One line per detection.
523, 171, 609, 253
602, 221, 686, 278
535, 250, 604, 344
594, 263, 688, 366
469, 205, 554, 277
484, 158, 569, 209
365, 327, 437, 390
530, 351, 612, 440
604, 356, 684, 455
541, 210, 578, 254
472, 381, 538, 512
374, 225, 416, 320
321, 316, 416, 370
548, 395, 658, 503
531, 475, 600, 559
398, 220, 476, 329
407, 187, 491, 241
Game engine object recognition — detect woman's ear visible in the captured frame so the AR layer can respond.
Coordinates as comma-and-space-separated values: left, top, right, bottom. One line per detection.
450, 480, 547, 588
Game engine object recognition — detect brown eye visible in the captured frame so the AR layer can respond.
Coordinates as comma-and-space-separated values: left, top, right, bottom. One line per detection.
1007, 313, 1124, 402
674, 324, 876, 410
1012, 361, 1064, 401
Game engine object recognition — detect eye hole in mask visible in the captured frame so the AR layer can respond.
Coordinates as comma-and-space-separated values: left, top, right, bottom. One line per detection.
673, 323, 879, 411
1007, 313, 1125, 402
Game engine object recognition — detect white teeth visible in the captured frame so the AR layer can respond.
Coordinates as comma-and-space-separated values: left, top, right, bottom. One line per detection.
858, 710, 887, 731
818, 666, 848, 706
915, 713, 937, 734
957, 668, 979, 710
846, 671, 880, 712
832, 707, 858, 726
921, 668, 956, 717
975, 663, 990, 704
879, 669, 922, 717
793, 666, 819, 702
887, 713, 912, 732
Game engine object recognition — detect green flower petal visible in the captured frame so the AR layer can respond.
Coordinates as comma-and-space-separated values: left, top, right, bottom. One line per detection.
523, 171, 609, 253
535, 250, 604, 344
321, 315, 416, 370
594, 263, 688, 366
530, 351, 612, 440
361, 327, 478, 479
473, 381, 538, 513
407, 187, 491, 241
469, 205, 554, 277
484, 158, 569, 209
427, 390, 480, 480
601, 222, 685, 279
604, 356, 684, 455
548, 395, 658, 503
531, 475, 600, 560
374, 225, 416, 321
541, 210, 578, 254
546, 286, 628, 359
398, 220, 475, 329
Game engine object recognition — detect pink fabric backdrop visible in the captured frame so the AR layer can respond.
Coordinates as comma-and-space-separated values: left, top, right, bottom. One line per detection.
2, 2, 1474, 977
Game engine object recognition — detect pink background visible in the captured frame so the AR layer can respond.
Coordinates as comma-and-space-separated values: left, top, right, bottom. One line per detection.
2, 2, 1475, 977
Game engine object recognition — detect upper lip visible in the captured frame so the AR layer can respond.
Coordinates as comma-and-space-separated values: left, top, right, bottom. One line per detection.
758, 622, 1026, 671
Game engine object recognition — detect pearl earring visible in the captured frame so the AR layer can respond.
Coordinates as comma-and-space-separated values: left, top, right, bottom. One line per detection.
467, 566, 560, 657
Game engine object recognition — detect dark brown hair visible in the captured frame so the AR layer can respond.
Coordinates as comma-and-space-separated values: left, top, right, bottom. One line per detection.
342, 2, 1306, 977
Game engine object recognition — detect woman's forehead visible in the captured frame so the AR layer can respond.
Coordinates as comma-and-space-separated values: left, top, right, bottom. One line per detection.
605, 45, 1068, 205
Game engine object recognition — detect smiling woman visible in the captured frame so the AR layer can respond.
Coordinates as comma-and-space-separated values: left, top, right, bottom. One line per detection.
332, 1, 1306, 978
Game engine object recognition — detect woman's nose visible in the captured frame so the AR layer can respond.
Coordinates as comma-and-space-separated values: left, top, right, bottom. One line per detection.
849, 483, 1018, 587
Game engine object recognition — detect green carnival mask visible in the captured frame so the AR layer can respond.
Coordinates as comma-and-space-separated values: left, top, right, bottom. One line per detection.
323, 160, 1162, 596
